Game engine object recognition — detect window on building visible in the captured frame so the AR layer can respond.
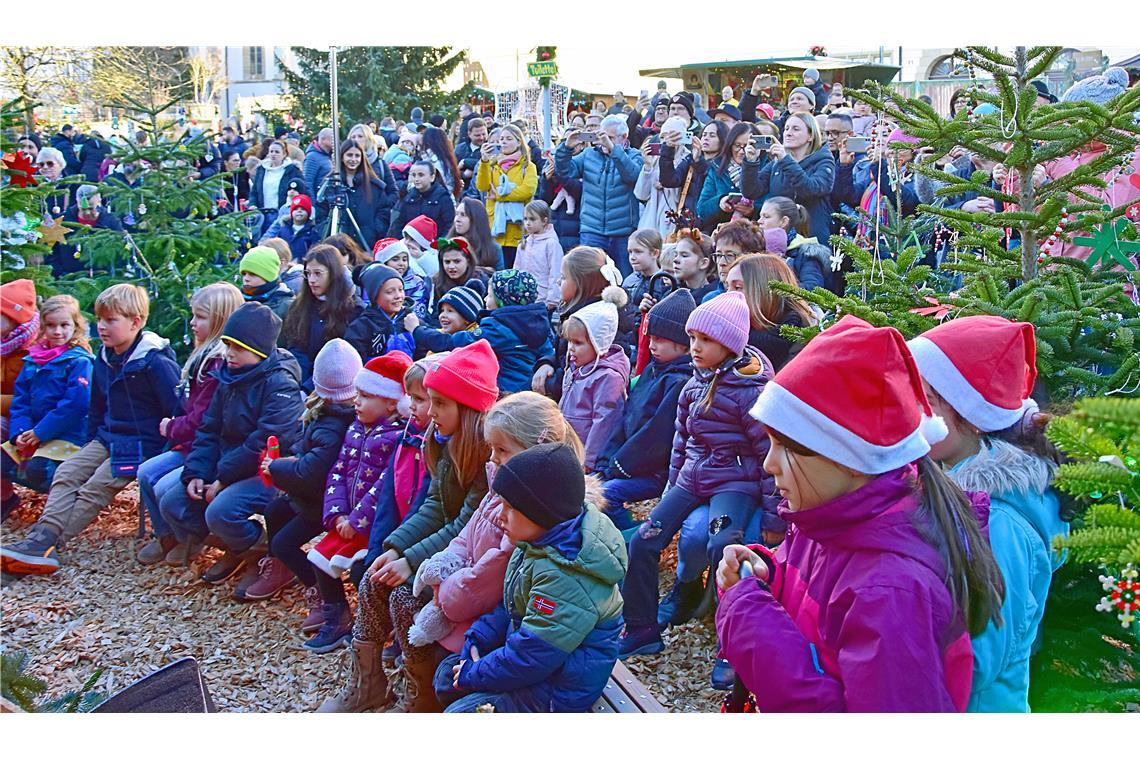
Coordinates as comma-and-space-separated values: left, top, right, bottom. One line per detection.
244, 47, 265, 80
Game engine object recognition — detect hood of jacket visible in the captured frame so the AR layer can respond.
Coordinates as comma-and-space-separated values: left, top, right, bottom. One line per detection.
214, 347, 302, 387
100, 330, 174, 371
525, 505, 628, 586
572, 343, 630, 378
779, 464, 947, 580
949, 438, 1060, 545
485, 303, 552, 349
530, 223, 559, 243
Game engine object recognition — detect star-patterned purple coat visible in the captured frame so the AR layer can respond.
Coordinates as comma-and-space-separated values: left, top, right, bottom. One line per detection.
322, 416, 405, 534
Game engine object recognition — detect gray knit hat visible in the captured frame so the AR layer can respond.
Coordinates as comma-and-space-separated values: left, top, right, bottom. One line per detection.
313, 339, 363, 403
790, 86, 817, 109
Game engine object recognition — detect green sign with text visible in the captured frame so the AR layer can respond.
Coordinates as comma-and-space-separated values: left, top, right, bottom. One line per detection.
527, 61, 558, 78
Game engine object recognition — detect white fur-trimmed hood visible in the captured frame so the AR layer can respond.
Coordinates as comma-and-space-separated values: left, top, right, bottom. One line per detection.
949, 438, 1055, 498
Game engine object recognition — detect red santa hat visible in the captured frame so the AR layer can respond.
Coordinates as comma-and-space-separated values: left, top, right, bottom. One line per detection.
907, 316, 1038, 433
403, 214, 438, 251
355, 351, 413, 399
750, 315, 946, 474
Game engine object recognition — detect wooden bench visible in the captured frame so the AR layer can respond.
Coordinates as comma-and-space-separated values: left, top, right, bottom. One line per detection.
591, 660, 668, 713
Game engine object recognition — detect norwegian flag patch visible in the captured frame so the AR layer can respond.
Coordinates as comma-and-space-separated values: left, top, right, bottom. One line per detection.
532, 595, 557, 615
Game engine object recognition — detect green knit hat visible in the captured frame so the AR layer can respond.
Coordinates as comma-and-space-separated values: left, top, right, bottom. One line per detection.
239, 246, 281, 284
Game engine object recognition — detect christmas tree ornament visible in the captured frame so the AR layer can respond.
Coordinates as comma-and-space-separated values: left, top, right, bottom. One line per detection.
1126, 202, 1140, 223
137, 202, 147, 216
1096, 565, 1138, 630
1073, 212, 1140, 271
829, 249, 845, 272
35, 217, 69, 246
909, 296, 953, 320
2, 151, 38, 187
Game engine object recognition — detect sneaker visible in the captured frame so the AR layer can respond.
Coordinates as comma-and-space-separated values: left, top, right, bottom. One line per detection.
304, 603, 353, 653
617, 625, 663, 659
137, 535, 178, 566
241, 557, 298, 601
301, 586, 324, 634
656, 577, 705, 631
711, 658, 736, 691
0, 526, 61, 575
162, 539, 203, 567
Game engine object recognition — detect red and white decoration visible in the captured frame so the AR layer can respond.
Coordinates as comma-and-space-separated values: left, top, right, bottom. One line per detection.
355, 352, 412, 399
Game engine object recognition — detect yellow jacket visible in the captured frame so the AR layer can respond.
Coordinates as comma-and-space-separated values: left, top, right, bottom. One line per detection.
476, 156, 538, 248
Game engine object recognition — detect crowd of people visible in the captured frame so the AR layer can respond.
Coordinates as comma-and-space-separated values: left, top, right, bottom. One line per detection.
1, 61, 1136, 713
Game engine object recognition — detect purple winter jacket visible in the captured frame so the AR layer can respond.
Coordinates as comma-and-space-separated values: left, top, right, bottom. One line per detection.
715, 466, 978, 712
165, 356, 223, 451
322, 416, 403, 534
560, 345, 630, 472
670, 348, 781, 530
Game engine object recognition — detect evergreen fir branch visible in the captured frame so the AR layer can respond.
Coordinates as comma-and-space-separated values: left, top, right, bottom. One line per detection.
0, 651, 47, 712
1054, 525, 1140, 565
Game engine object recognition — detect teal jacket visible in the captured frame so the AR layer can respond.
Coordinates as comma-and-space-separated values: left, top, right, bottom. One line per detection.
949, 439, 1068, 712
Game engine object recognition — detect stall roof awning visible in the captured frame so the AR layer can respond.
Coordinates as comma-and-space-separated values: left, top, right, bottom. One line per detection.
639, 56, 900, 84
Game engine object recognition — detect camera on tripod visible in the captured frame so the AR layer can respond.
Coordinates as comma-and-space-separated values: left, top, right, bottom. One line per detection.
317, 173, 350, 208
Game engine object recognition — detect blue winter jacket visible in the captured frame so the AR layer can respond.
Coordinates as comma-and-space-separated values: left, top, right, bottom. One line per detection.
742, 146, 837, 243
412, 303, 554, 393
182, 348, 305, 487
88, 331, 181, 462
277, 220, 321, 262
949, 439, 1069, 713
595, 354, 691, 481
554, 142, 643, 237
457, 506, 627, 712
303, 143, 333, 210
8, 346, 94, 447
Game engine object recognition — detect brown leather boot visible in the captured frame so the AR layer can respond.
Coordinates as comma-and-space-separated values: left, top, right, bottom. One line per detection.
316, 638, 393, 713
404, 647, 444, 713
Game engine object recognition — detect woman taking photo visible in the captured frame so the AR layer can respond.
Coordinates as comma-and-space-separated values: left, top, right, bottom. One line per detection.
318, 140, 396, 251
660, 120, 727, 233
250, 140, 304, 228
725, 253, 816, 370
742, 112, 836, 244
450, 197, 504, 270
476, 123, 538, 268
696, 122, 755, 230
420, 125, 463, 203
220, 150, 251, 212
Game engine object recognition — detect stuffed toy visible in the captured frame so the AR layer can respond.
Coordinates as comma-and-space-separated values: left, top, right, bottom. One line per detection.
407, 551, 468, 646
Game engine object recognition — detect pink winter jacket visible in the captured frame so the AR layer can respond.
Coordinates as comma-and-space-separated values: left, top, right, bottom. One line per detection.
560, 345, 630, 473
1046, 143, 1140, 262
435, 481, 515, 653
515, 224, 565, 309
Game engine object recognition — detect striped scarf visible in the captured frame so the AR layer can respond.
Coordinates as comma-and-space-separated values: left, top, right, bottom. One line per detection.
1, 312, 39, 357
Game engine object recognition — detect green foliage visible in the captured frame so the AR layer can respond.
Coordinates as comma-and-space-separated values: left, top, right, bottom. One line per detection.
1, 97, 64, 271
279, 47, 467, 132
1047, 397, 1140, 565
1, 651, 105, 713
1029, 564, 1140, 712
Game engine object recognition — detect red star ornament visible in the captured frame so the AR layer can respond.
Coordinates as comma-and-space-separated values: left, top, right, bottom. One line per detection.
2, 152, 38, 188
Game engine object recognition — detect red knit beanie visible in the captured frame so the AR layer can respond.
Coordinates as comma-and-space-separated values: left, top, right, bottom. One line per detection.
0, 279, 37, 325
423, 339, 500, 413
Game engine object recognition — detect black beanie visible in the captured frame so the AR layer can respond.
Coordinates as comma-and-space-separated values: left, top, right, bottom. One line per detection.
670, 92, 695, 119
647, 287, 696, 347
493, 443, 585, 530
359, 263, 403, 304
221, 302, 281, 359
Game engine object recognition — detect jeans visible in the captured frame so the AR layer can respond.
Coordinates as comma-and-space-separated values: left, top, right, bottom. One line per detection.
137, 449, 186, 539
434, 653, 551, 713
623, 484, 756, 628
159, 475, 277, 551
579, 231, 631, 279
676, 502, 769, 584
602, 475, 665, 513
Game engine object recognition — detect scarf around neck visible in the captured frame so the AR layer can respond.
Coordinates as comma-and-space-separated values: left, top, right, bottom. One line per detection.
2, 312, 39, 357
28, 340, 72, 365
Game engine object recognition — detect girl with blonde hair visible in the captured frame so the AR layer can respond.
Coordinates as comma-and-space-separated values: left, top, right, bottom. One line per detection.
2, 295, 95, 512
476, 123, 538, 267
726, 253, 816, 371
136, 282, 244, 565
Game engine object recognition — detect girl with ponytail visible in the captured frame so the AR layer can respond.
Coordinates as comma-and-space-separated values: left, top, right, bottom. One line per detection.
716, 315, 1004, 712
909, 316, 1068, 712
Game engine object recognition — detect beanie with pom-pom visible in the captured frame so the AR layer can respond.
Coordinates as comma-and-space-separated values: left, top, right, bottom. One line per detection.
439, 279, 486, 324
1061, 66, 1129, 105
569, 285, 627, 356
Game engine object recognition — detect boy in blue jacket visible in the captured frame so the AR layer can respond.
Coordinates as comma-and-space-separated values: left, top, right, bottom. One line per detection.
596, 288, 695, 535
1, 284, 181, 575
159, 302, 305, 584
406, 269, 553, 393
434, 442, 627, 712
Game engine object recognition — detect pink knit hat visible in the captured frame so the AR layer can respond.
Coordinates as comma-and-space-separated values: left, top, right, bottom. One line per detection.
685, 291, 750, 357
887, 127, 920, 145
423, 339, 500, 413
763, 229, 787, 256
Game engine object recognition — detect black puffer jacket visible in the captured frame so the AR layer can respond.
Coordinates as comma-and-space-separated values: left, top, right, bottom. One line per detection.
183, 349, 305, 487
387, 181, 455, 241
267, 401, 356, 519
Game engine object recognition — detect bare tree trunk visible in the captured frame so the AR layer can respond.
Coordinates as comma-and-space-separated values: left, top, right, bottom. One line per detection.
1015, 46, 1039, 281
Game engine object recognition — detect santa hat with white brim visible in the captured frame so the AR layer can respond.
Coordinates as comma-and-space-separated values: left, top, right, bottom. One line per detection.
907, 315, 1038, 433
750, 315, 947, 475
355, 351, 413, 399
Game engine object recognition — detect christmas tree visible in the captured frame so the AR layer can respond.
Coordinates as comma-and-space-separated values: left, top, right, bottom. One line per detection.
777, 46, 1140, 400
279, 46, 468, 130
